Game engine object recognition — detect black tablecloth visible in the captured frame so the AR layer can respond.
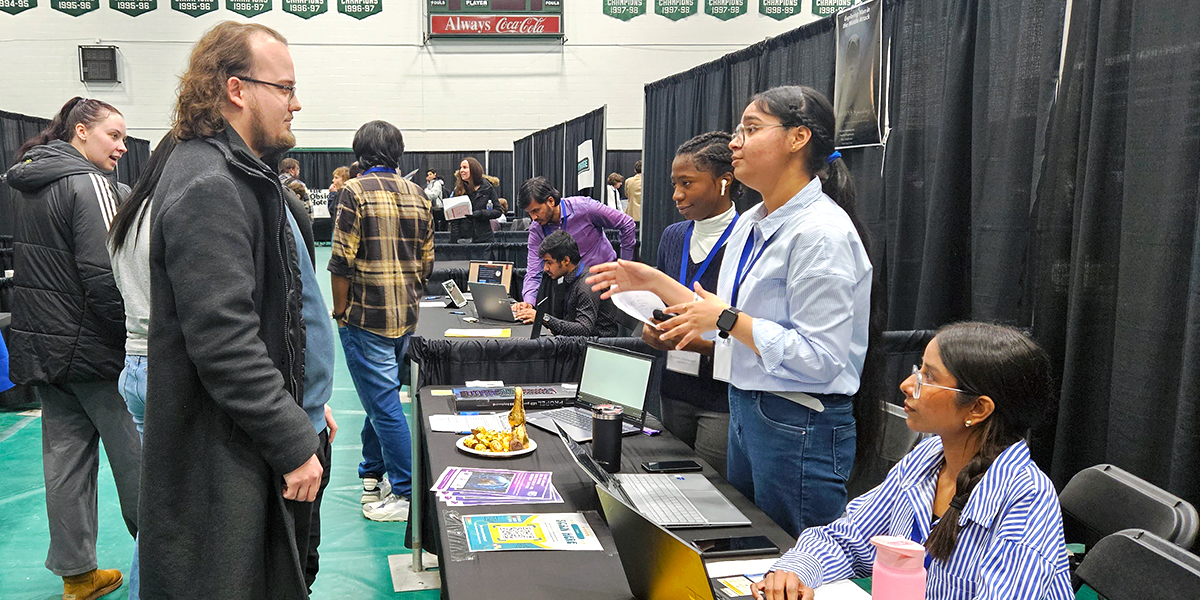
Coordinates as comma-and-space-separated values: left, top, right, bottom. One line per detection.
413, 385, 794, 600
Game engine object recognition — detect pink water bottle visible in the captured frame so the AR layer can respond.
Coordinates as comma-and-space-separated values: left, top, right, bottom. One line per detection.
869, 535, 927, 600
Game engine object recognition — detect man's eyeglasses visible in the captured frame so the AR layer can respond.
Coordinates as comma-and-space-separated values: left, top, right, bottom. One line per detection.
732, 122, 787, 142
910, 365, 967, 399
234, 75, 297, 101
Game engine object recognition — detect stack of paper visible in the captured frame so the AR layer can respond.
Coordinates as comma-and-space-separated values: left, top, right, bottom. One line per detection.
432, 466, 563, 507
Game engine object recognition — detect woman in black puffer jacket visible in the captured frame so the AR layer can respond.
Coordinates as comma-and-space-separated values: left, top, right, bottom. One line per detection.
6, 97, 141, 600
447, 156, 501, 243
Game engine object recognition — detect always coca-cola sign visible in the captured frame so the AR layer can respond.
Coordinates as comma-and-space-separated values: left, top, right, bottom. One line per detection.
430, 15, 562, 37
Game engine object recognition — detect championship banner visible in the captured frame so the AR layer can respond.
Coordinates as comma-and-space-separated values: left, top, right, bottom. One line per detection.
602, 0, 644, 21
833, 0, 884, 147
813, 0, 854, 17
283, 0, 326, 19
226, 0, 269, 17
172, 0, 216, 16
705, 0, 746, 21
654, 0, 696, 21
0, 0, 36, 15
51, 0, 98, 15
428, 0, 563, 39
338, 0, 379, 19
759, 0, 800, 20
111, 0, 155, 16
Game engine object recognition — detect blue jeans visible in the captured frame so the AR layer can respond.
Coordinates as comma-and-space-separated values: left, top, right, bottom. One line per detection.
117, 355, 147, 600
726, 387, 856, 538
339, 325, 413, 498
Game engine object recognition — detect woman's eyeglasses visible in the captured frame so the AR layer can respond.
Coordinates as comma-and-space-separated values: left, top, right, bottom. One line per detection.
910, 365, 967, 399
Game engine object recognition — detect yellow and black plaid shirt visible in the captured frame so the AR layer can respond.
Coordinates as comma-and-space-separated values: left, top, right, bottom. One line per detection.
328, 172, 434, 338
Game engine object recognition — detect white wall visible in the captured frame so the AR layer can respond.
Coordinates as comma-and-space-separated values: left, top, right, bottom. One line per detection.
0, 2, 817, 150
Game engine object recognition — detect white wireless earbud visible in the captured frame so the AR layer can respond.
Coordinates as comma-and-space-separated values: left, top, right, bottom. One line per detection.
721, 180, 728, 196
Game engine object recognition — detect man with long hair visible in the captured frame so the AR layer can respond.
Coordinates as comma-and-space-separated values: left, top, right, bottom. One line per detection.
126, 22, 332, 598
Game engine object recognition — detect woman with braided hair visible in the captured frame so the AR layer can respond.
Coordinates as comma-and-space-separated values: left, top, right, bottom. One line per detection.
752, 322, 1071, 600
588, 86, 884, 537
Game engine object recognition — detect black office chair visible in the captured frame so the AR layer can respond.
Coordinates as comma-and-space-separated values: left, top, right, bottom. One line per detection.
1060, 464, 1199, 551
1074, 529, 1200, 599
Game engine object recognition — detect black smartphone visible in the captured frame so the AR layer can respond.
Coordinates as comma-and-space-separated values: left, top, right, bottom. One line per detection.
641, 460, 703, 473
651, 309, 679, 322
692, 535, 779, 558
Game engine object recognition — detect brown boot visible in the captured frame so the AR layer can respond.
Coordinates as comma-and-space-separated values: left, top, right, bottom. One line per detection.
62, 569, 123, 600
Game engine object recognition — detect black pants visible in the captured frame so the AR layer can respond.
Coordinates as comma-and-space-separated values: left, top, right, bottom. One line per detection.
292, 428, 332, 593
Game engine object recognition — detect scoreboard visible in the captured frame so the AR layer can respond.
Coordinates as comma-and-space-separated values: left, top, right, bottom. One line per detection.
428, 0, 563, 38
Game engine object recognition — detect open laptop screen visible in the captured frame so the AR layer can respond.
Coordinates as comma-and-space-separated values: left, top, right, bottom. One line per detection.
469, 261, 513, 289
578, 344, 652, 423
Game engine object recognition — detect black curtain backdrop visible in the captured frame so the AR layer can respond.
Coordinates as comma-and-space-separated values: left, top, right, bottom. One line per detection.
563, 107, 606, 201
488, 150, 514, 205
513, 135, 534, 217
283, 149, 355, 191
1, 109, 150, 238
1030, 0, 1200, 507
532, 124, 566, 196
606, 150, 642, 180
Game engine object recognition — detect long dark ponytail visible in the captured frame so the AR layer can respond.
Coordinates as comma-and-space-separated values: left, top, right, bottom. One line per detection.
923, 322, 1054, 561
108, 134, 176, 253
749, 85, 886, 472
15, 97, 120, 164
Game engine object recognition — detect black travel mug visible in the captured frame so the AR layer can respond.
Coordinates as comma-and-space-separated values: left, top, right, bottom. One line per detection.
591, 404, 624, 473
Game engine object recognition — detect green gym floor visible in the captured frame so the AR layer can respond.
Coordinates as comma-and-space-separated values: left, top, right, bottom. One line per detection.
0, 246, 440, 600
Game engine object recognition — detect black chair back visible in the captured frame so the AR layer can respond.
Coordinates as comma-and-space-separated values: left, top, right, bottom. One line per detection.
1075, 529, 1200, 599
1060, 464, 1199, 551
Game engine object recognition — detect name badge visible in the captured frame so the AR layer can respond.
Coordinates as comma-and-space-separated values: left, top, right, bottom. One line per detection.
713, 338, 733, 383
665, 350, 702, 377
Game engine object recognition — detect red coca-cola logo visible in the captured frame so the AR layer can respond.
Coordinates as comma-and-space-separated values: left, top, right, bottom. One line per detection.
430, 15, 561, 36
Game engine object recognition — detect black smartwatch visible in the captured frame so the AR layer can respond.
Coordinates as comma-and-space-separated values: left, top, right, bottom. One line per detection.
716, 307, 742, 339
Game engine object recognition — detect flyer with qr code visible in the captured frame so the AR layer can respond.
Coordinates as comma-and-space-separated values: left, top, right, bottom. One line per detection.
462, 513, 603, 552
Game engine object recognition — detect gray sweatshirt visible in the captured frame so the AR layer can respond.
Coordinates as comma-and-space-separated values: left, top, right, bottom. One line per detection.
109, 201, 151, 356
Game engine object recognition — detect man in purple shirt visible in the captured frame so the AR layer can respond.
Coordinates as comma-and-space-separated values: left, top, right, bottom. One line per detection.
515, 176, 637, 305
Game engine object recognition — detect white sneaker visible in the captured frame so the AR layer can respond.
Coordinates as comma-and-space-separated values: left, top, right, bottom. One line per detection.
362, 477, 392, 504
363, 493, 410, 522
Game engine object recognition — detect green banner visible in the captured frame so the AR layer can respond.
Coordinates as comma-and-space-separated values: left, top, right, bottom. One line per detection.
759, 0, 800, 20
52, 0, 98, 14
226, 0, 269, 16
813, 0, 854, 16
110, 0, 155, 16
171, 0, 215, 16
705, 0, 745, 20
603, 0, 644, 21
283, 0, 324, 18
337, 0, 378, 19
654, 0, 696, 21
0, 0, 35, 14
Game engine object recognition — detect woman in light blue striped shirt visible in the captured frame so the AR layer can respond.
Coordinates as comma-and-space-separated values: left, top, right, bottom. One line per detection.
752, 322, 1072, 600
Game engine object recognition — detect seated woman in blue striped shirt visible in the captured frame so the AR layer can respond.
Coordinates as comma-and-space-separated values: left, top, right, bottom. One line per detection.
752, 322, 1072, 600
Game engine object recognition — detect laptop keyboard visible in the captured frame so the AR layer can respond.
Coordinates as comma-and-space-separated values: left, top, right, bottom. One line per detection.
536, 407, 640, 434
620, 474, 706, 525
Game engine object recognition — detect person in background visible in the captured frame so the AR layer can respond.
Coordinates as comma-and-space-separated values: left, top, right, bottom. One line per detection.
288, 180, 312, 217
424, 168, 446, 230
514, 230, 618, 337
642, 131, 740, 478
587, 86, 884, 538
279, 156, 301, 187
326, 165, 350, 227
624, 159, 643, 222
7, 96, 141, 600
448, 157, 500, 243
514, 176, 636, 306
329, 120, 434, 522
752, 323, 1072, 600
139, 22, 325, 598
605, 172, 625, 212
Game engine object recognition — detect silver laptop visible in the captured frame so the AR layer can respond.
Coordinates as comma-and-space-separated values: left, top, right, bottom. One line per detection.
554, 422, 750, 529
467, 281, 519, 323
597, 484, 728, 600
526, 344, 652, 442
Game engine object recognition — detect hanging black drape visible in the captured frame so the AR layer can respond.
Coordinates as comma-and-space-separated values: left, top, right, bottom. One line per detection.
562, 107, 606, 200
487, 150, 514, 206
531, 124, 565, 195
1, 109, 150, 237
283, 149, 356, 191
1030, 0, 1200, 507
605, 150, 642, 180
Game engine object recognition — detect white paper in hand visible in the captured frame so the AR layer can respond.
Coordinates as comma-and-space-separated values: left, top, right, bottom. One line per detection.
610, 290, 667, 326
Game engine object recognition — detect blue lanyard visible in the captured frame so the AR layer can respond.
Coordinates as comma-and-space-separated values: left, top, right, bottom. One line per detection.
911, 516, 934, 570
679, 214, 739, 288
730, 227, 779, 307
362, 166, 396, 175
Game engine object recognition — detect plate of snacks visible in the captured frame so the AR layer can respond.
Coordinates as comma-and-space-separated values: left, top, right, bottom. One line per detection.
455, 386, 535, 458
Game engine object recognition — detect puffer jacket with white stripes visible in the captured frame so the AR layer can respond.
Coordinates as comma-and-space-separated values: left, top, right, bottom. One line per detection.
5, 140, 129, 384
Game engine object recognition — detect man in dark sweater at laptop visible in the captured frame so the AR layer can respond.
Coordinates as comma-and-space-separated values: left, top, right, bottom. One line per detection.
514, 230, 618, 337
